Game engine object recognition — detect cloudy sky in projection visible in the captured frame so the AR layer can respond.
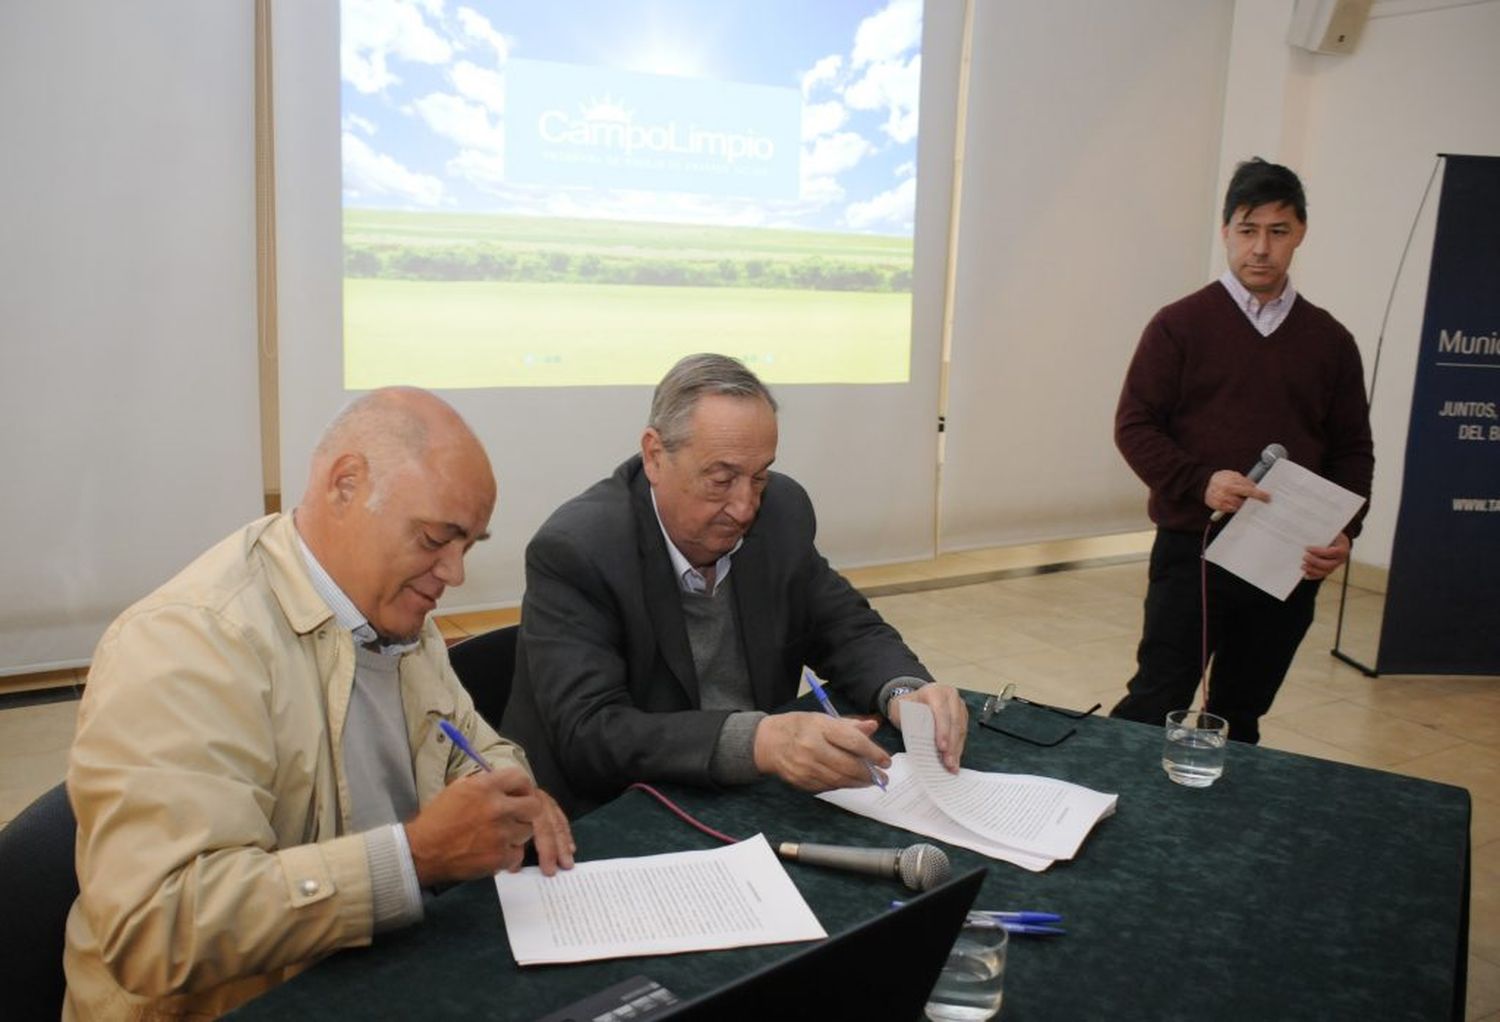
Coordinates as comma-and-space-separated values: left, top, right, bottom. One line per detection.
340, 0, 923, 234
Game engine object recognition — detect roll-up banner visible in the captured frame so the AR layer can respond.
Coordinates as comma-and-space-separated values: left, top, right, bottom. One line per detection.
1378, 154, 1500, 675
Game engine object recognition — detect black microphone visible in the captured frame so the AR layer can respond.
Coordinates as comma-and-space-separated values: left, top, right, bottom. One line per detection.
777, 841, 951, 892
1209, 442, 1287, 522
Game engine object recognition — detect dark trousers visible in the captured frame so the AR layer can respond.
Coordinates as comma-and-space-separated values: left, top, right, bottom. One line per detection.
1110, 528, 1320, 744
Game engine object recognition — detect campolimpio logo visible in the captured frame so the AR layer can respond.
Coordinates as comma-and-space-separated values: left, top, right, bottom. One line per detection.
537, 96, 777, 165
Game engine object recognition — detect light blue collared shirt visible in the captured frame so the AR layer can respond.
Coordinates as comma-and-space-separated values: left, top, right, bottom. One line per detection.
295, 532, 419, 656
293, 526, 423, 928
649, 489, 742, 596
1220, 270, 1298, 337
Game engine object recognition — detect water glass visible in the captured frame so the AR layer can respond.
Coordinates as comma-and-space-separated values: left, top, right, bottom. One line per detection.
1162, 709, 1229, 787
924, 917, 1007, 1021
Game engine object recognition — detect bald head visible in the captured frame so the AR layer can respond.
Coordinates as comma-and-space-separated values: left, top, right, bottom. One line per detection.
296, 387, 496, 642
305, 388, 490, 508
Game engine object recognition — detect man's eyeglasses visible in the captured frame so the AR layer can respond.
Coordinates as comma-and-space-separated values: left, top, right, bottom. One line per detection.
977, 684, 1101, 747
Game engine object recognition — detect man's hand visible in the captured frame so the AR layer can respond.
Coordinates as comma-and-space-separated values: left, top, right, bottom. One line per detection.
1205, 469, 1271, 517
529, 788, 576, 876
752, 711, 892, 792
887, 684, 968, 772
405, 767, 546, 886
1303, 532, 1351, 581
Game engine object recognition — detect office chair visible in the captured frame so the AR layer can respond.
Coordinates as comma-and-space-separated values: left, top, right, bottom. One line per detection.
446, 624, 519, 731
0, 781, 79, 1022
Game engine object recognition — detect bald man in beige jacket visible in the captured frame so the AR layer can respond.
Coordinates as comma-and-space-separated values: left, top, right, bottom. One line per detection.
65, 389, 573, 1020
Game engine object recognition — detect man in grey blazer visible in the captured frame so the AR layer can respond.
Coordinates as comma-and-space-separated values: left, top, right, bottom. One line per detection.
502, 353, 969, 817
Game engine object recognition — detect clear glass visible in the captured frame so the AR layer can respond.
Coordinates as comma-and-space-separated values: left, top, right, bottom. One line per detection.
924, 919, 1007, 1021
1162, 709, 1229, 788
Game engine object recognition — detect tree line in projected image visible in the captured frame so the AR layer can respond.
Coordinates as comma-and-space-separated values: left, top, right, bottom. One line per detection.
343, 209, 913, 293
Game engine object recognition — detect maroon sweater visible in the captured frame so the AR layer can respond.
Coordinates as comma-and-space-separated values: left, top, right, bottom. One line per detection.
1115, 282, 1374, 535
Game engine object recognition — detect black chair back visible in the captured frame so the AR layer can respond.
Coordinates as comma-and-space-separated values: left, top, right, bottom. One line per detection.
446, 624, 519, 731
0, 782, 78, 1022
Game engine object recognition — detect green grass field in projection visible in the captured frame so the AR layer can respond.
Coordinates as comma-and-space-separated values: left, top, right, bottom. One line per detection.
343, 209, 914, 388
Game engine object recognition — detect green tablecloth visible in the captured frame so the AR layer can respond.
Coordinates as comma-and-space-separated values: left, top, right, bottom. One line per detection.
231, 692, 1470, 1020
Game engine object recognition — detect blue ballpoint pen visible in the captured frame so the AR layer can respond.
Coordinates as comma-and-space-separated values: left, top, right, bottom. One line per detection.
988, 921, 1066, 936
892, 902, 1066, 935
803, 668, 887, 791
438, 719, 494, 772
971, 910, 1064, 925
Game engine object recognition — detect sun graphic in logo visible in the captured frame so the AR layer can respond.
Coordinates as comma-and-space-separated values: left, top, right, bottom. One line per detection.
579, 95, 633, 123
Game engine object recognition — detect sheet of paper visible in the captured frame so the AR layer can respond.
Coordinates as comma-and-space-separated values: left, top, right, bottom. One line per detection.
494, 833, 826, 965
896, 701, 1117, 859
819, 758, 1056, 872
1205, 458, 1366, 599
819, 701, 1117, 871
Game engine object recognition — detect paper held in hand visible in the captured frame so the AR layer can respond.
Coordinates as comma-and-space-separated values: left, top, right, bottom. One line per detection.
818, 701, 1117, 872
494, 833, 825, 965
1204, 458, 1367, 600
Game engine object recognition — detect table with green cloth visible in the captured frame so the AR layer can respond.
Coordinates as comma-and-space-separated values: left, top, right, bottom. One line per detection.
229, 691, 1470, 1021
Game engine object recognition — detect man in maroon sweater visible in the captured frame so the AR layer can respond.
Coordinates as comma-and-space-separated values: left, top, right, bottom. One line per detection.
1109, 158, 1374, 743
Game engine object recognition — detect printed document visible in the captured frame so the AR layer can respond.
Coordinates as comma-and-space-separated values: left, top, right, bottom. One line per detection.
819, 702, 1117, 872
1205, 458, 1366, 600
494, 833, 826, 965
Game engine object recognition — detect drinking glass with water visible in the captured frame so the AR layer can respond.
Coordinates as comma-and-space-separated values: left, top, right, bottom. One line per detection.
1162, 709, 1229, 787
924, 917, 1007, 1020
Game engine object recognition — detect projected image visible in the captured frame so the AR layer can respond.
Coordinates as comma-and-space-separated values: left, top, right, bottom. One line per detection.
341, 0, 923, 387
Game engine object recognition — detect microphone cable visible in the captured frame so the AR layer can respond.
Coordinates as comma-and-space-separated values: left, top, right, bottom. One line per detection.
1199, 520, 1213, 711
627, 782, 742, 845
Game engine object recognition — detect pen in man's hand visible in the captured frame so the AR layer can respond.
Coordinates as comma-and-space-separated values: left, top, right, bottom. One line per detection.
803, 668, 887, 791
438, 719, 494, 772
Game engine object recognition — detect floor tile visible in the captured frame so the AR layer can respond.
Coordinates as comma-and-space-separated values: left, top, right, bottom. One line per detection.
0, 699, 78, 758
1472, 840, 1500, 967
1393, 743, 1500, 805
1469, 954, 1500, 1022
1272, 699, 1469, 767
898, 620, 1053, 663
1257, 719, 1385, 769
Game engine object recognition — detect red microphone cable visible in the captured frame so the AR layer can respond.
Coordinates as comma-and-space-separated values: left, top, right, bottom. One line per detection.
1199, 520, 1212, 710
627, 782, 742, 845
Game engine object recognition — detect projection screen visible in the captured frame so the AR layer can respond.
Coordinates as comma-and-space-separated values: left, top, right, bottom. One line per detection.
273, 0, 960, 613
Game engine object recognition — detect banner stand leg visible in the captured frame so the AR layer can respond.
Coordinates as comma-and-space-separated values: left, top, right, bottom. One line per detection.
1332, 648, 1379, 678
1330, 565, 1380, 677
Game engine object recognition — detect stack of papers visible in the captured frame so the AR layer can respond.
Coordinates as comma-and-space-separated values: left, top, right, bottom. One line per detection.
494, 834, 826, 965
819, 701, 1117, 871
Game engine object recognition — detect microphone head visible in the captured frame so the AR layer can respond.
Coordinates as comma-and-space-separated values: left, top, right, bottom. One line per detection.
897, 843, 952, 892
1262, 443, 1288, 464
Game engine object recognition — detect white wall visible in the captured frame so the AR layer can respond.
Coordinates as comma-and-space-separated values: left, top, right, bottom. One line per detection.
1218, 0, 1500, 569
938, 0, 1236, 550
0, 2, 263, 674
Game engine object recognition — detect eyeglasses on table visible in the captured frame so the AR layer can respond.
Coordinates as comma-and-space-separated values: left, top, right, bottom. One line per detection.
976, 683, 1101, 747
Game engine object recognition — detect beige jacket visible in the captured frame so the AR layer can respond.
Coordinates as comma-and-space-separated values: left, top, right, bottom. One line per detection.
64, 514, 528, 1020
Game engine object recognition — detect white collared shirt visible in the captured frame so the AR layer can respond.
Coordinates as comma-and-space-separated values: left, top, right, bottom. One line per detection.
1220, 270, 1297, 337
649, 489, 742, 596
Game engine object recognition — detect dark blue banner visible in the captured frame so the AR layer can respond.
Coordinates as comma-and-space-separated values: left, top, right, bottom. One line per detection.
1378, 155, 1500, 675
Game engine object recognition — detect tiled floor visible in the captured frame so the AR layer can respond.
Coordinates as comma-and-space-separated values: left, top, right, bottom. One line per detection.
3, 540, 1496, 1018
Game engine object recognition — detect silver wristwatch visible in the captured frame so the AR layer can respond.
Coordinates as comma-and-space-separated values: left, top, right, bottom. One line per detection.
884, 684, 918, 716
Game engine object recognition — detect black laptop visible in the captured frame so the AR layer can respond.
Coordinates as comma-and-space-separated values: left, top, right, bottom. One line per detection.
662, 865, 986, 1020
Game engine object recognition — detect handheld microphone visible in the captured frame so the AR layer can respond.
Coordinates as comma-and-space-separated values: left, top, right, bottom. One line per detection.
777, 841, 951, 892
1209, 443, 1287, 522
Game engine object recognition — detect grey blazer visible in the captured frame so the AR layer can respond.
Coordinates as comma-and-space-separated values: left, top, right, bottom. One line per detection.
501, 455, 932, 817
